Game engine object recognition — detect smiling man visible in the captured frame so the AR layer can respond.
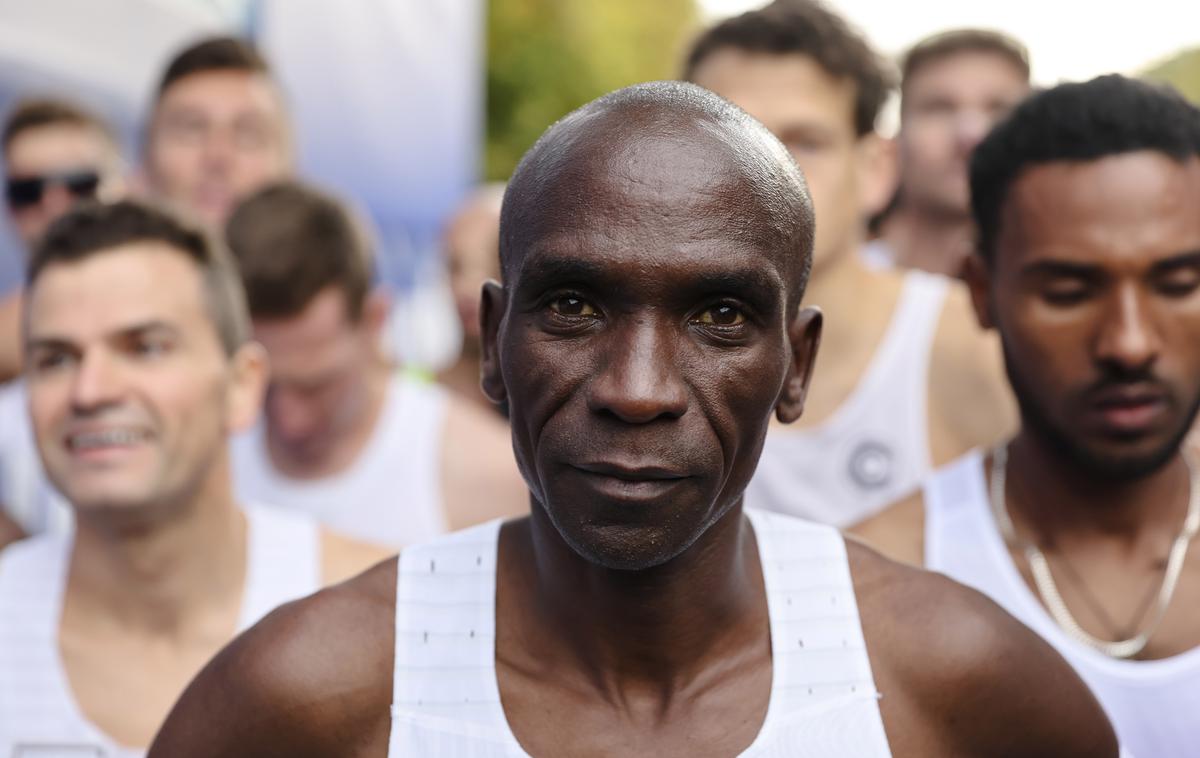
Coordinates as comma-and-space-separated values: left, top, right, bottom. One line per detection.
151, 82, 1112, 757
854, 75, 1200, 756
0, 201, 386, 754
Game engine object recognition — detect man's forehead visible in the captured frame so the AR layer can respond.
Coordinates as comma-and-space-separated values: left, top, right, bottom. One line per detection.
1000, 153, 1200, 265
28, 243, 208, 334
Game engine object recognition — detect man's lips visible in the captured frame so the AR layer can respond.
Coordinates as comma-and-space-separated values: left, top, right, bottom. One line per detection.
1086, 384, 1169, 434
62, 426, 152, 457
569, 461, 691, 501
572, 461, 689, 481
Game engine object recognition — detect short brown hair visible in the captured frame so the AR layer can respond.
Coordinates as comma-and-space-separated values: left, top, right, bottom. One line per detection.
156, 35, 271, 100
683, 0, 894, 136
901, 29, 1030, 100
29, 200, 250, 355
225, 181, 373, 321
3, 98, 117, 153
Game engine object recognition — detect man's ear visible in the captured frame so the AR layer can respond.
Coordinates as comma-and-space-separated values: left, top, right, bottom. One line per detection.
962, 253, 995, 330
776, 306, 823, 424
856, 133, 899, 218
226, 341, 270, 433
360, 286, 393, 341
479, 279, 508, 405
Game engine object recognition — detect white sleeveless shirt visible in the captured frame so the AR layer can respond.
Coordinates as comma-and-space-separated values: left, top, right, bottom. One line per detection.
232, 373, 448, 547
746, 271, 948, 527
0, 505, 321, 757
926, 451, 1200, 758
387, 509, 892, 757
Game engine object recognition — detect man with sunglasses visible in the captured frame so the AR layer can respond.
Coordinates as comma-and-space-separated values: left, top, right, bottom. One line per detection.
0, 98, 128, 544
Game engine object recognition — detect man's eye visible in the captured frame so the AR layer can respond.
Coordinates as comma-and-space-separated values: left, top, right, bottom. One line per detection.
133, 338, 172, 358
1156, 268, 1200, 297
694, 304, 745, 326
32, 352, 73, 373
548, 296, 597, 317
1041, 286, 1089, 306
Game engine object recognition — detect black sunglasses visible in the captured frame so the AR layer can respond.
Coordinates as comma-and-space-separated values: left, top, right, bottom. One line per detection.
6, 169, 101, 210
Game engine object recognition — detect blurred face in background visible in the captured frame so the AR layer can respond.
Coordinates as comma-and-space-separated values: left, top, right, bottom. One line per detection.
898, 51, 1029, 220
691, 49, 892, 274
24, 243, 262, 519
252, 286, 388, 468
444, 190, 503, 347
146, 70, 291, 228
5, 124, 125, 246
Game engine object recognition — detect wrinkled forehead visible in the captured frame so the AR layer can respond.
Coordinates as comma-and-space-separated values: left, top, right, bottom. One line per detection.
502, 114, 809, 293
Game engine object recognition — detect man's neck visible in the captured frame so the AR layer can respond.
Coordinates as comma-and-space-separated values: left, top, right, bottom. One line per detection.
66, 478, 248, 640
510, 503, 767, 697
1003, 431, 1193, 550
881, 204, 973, 277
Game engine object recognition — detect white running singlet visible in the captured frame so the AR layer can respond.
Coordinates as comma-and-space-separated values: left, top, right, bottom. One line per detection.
387, 509, 892, 757
0, 505, 321, 756
232, 372, 448, 547
746, 271, 948, 527
926, 451, 1198, 758
0, 380, 72, 537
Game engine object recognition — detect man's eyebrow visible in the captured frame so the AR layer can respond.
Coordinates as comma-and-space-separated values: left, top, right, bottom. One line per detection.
514, 254, 609, 289
1150, 250, 1200, 274
1018, 259, 1104, 279
26, 320, 181, 352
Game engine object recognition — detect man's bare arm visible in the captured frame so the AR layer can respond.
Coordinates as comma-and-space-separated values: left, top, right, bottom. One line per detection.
852, 544, 1118, 757
0, 508, 24, 550
150, 560, 397, 757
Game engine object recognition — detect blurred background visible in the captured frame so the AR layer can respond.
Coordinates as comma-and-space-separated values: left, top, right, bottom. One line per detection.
1, 0, 1197, 366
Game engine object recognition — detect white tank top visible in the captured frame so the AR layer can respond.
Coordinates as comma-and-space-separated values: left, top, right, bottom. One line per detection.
0, 380, 73, 537
232, 372, 448, 547
746, 271, 948, 527
0, 505, 321, 756
387, 509, 892, 757
926, 451, 1200, 758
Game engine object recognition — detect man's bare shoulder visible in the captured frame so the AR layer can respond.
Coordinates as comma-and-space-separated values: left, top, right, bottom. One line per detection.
847, 489, 925, 566
847, 542, 1116, 757
320, 527, 396, 585
440, 389, 528, 528
928, 281, 1016, 465
150, 558, 397, 757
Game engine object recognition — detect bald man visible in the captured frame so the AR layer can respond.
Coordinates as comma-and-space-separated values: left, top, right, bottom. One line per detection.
151, 82, 1114, 757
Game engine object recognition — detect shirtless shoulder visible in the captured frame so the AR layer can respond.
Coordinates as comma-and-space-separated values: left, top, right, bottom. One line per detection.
927, 282, 1016, 466
848, 489, 925, 566
150, 558, 398, 757
847, 541, 1116, 757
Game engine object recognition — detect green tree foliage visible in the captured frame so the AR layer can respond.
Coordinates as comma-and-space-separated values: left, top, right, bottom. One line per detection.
486, 0, 701, 180
1143, 46, 1200, 104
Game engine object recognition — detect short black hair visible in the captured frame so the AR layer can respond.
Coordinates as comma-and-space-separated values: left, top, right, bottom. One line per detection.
29, 200, 250, 354
970, 74, 1200, 263
155, 36, 271, 100
683, 0, 893, 136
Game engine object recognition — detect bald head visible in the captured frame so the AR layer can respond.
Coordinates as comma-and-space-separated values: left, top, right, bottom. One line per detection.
500, 81, 815, 306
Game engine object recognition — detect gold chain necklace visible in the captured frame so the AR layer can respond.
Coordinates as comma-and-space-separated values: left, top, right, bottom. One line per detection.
989, 444, 1200, 659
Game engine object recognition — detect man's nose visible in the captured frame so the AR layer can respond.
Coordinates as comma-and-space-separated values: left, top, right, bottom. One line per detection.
70, 349, 124, 412
955, 109, 993, 154
587, 319, 688, 424
1095, 285, 1161, 372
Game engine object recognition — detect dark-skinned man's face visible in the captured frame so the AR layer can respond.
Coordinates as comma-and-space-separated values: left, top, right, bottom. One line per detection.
970, 151, 1200, 478
482, 122, 819, 571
